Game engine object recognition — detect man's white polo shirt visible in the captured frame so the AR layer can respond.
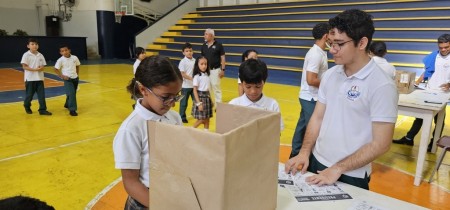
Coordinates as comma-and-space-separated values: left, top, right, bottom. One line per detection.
313, 59, 398, 178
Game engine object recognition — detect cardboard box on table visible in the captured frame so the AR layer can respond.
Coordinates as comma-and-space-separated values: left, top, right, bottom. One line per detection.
395, 70, 416, 94
148, 103, 280, 210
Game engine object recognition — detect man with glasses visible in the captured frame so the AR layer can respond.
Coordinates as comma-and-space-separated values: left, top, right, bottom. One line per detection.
290, 23, 330, 159
285, 9, 398, 190
393, 34, 450, 151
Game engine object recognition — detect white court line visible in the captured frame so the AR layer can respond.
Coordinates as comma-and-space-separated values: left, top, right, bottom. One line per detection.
0, 133, 114, 163
85, 177, 123, 210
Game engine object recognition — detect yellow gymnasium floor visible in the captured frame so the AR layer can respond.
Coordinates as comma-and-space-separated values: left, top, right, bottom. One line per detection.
0, 63, 449, 209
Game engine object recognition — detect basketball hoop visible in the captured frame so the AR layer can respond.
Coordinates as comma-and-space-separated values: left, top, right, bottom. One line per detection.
115, 11, 125, 23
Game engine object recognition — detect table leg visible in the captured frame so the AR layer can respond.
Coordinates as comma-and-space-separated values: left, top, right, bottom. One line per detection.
432, 108, 446, 153
414, 114, 433, 186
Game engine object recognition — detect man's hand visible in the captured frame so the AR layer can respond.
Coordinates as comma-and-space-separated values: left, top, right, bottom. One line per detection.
305, 166, 342, 186
284, 152, 309, 175
439, 83, 450, 91
219, 70, 225, 78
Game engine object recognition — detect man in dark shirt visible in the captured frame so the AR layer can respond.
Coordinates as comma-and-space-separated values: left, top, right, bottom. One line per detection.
201, 28, 226, 105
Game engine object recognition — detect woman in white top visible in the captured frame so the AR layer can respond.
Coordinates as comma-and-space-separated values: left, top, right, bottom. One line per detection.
369, 41, 396, 79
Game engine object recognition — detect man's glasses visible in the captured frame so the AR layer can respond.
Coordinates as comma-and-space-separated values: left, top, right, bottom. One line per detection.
144, 86, 184, 106
326, 39, 354, 51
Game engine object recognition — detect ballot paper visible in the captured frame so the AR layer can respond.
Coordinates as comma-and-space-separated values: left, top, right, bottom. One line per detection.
348, 200, 389, 210
278, 165, 352, 202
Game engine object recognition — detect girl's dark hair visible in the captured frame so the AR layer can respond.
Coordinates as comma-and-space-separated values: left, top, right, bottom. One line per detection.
127, 56, 182, 96
135, 47, 145, 58
192, 56, 210, 76
239, 59, 268, 84
369, 41, 387, 57
241, 49, 258, 62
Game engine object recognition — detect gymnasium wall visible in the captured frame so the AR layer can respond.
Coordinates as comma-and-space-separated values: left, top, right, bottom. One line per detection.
0, 0, 179, 59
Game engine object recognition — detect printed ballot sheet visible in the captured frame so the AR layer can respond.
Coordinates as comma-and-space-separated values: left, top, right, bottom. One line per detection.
278, 165, 352, 202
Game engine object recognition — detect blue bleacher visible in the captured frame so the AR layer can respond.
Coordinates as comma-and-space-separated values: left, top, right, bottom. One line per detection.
147, 0, 450, 85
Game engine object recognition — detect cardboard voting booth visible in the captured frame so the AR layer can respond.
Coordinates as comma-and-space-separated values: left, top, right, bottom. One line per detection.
395, 70, 416, 94
148, 103, 280, 210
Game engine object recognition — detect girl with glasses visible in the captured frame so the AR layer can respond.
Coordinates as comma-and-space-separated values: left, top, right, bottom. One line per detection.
113, 55, 183, 210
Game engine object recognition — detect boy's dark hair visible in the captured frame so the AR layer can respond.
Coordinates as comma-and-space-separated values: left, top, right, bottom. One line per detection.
127, 55, 182, 96
369, 41, 387, 57
28, 38, 38, 44
312, 23, 330, 40
192, 56, 210, 77
239, 59, 268, 84
0, 195, 55, 210
241, 49, 258, 62
328, 9, 374, 51
438, 34, 450, 43
135, 47, 145, 57
59, 44, 70, 49
182, 42, 193, 52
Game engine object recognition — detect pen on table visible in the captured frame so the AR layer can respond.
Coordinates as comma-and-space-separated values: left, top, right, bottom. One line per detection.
424, 100, 442, 104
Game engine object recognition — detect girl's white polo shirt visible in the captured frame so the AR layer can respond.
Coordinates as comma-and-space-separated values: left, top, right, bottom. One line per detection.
313, 59, 398, 178
193, 73, 210, 91
113, 99, 182, 187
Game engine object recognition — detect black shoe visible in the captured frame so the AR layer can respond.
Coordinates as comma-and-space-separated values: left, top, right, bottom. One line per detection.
25, 109, 32, 114
393, 136, 414, 146
427, 141, 434, 152
182, 119, 188, 123
70, 111, 78, 116
39, 110, 52, 115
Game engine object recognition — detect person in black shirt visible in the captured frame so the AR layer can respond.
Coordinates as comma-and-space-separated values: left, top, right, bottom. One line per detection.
201, 28, 226, 105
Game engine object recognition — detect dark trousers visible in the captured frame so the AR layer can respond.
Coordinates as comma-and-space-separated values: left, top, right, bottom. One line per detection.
179, 88, 194, 120
290, 98, 316, 158
64, 77, 79, 111
308, 154, 370, 190
406, 114, 446, 142
24, 80, 47, 112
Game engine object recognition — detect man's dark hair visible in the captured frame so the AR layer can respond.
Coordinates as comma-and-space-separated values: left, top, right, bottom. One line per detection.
182, 42, 193, 52
328, 9, 374, 51
312, 23, 330, 40
239, 59, 268, 84
59, 44, 70, 50
369, 41, 387, 57
0, 195, 55, 210
437, 34, 450, 43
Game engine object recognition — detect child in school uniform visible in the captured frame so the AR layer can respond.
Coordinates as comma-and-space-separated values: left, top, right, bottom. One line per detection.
229, 59, 284, 130
21, 38, 52, 115
178, 42, 196, 123
238, 49, 258, 96
133, 47, 146, 75
54, 44, 81, 116
113, 56, 184, 209
192, 56, 213, 130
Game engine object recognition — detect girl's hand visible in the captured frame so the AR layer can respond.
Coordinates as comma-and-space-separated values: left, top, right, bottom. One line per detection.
198, 104, 204, 111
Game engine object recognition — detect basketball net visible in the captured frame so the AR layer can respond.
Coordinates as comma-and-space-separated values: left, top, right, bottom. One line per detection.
115, 11, 125, 23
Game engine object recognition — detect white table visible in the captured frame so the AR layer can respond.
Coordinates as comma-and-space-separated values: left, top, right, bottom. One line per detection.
277, 164, 428, 210
397, 89, 449, 186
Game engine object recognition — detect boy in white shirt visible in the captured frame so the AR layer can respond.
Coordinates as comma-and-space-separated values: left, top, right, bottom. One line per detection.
178, 42, 196, 123
229, 59, 284, 130
54, 44, 81, 116
21, 38, 52, 115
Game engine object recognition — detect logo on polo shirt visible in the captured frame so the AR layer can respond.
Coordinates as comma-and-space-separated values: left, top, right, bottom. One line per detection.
347, 85, 360, 101
212, 45, 216, 49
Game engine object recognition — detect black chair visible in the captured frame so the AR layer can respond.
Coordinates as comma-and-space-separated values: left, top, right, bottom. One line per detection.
428, 136, 450, 183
